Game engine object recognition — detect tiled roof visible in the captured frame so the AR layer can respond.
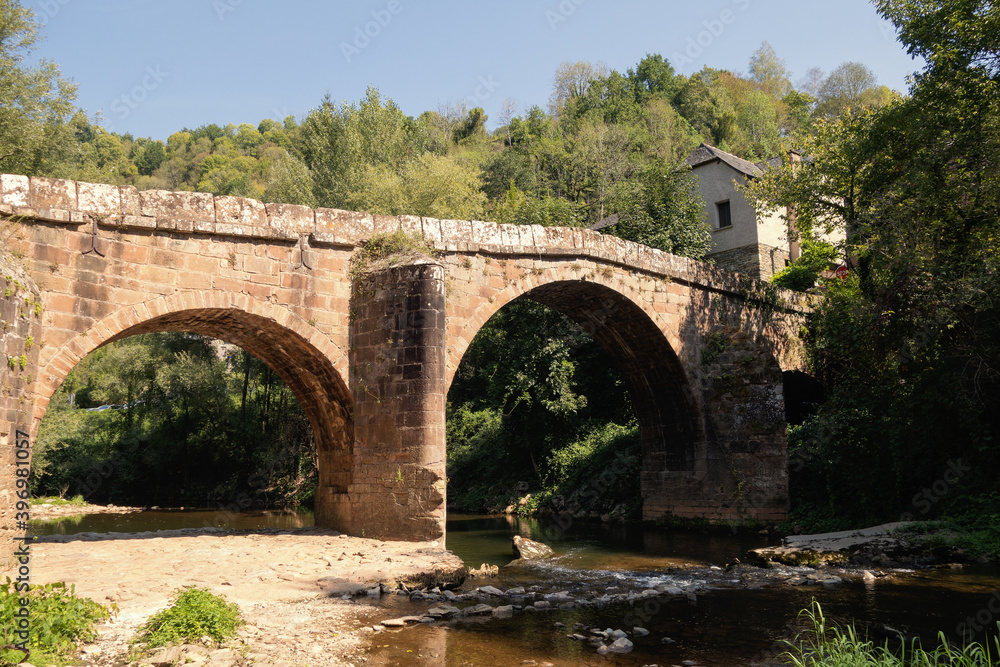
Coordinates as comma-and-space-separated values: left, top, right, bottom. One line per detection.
685, 143, 764, 177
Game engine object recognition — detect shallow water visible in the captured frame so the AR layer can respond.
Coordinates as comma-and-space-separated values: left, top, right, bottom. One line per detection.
29, 507, 315, 535
30, 509, 1000, 665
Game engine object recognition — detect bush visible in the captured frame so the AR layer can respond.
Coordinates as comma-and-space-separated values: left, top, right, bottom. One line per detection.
770, 239, 840, 292
132, 587, 242, 650
1, 579, 115, 666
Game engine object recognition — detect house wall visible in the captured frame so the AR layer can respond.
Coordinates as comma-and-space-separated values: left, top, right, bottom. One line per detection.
692, 161, 761, 253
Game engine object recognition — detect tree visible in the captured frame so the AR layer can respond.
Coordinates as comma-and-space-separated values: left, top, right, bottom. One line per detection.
297, 87, 423, 210
751, 0, 1000, 528
628, 53, 680, 103
815, 62, 893, 117
604, 162, 711, 258
549, 60, 608, 115
748, 41, 792, 97
0, 0, 77, 174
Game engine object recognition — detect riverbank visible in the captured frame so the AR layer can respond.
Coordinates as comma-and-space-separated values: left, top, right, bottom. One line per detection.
10, 527, 465, 666
29, 497, 144, 521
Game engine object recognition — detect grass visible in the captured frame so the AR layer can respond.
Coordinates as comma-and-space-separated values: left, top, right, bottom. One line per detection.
0, 579, 116, 666
348, 230, 437, 280
132, 587, 242, 652
29, 494, 88, 507
783, 602, 1000, 666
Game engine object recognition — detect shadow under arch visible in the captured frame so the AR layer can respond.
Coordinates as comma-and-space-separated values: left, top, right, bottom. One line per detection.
37, 305, 354, 530
448, 278, 704, 500
521, 280, 703, 473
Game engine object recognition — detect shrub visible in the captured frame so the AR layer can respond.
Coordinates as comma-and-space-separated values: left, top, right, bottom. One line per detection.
0, 579, 115, 666
132, 587, 242, 650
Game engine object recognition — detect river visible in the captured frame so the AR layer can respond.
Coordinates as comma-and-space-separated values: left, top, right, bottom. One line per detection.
30, 509, 1000, 666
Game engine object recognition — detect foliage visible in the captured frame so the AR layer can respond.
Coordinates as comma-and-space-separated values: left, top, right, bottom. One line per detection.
348, 230, 436, 280
0, 0, 77, 176
770, 239, 840, 291
783, 602, 1000, 666
447, 298, 638, 514
132, 587, 241, 650
603, 161, 711, 258
759, 0, 1000, 531
31, 333, 316, 508
1, 579, 115, 666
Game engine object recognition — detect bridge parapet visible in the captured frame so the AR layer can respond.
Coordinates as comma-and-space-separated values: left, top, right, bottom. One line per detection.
0, 174, 810, 313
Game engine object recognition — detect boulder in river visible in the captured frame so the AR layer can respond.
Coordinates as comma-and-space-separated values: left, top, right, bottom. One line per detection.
512, 535, 555, 560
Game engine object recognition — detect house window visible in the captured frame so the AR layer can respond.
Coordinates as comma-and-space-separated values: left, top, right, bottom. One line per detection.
716, 201, 732, 229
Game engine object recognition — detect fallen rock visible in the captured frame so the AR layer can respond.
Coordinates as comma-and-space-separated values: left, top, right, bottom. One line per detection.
512, 535, 555, 560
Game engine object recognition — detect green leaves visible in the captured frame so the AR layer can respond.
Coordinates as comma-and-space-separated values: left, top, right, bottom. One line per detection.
133, 587, 241, 650
1, 579, 114, 664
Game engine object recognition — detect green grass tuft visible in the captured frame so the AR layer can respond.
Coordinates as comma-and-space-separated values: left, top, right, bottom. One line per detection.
132, 587, 242, 651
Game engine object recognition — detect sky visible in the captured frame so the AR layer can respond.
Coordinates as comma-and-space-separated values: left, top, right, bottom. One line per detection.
27, 0, 924, 141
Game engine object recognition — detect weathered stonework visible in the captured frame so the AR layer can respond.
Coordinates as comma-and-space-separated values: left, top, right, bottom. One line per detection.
350, 260, 447, 541
0, 253, 42, 567
0, 174, 811, 562
707, 244, 791, 281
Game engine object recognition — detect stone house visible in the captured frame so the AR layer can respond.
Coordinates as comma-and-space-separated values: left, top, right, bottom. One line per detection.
685, 143, 800, 281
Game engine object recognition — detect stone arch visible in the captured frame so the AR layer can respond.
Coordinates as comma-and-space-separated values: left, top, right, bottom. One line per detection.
33, 292, 354, 529
448, 275, 703, 476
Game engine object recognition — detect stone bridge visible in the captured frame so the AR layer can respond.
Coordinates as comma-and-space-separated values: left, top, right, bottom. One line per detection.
0, 174, 809, 561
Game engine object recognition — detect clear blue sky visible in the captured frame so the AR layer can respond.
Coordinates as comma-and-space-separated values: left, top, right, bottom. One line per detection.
29, 0, 923, 141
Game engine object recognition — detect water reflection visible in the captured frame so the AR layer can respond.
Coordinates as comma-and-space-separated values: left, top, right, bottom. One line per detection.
29, 508, 314, 535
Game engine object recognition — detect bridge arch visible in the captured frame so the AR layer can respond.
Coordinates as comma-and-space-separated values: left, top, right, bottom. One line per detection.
33, 292, 354, 529
447, 274, 704, 494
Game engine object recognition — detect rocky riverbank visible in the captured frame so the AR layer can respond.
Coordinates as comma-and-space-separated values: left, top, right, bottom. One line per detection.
9, 527, 465, 666
746, 522, 979, 569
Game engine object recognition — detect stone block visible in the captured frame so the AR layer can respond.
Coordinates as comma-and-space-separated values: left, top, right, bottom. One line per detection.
77, 181, 121, 218
120, 185, 141, 215
314, 208, 373, 245
139, 189, 215, 225
266, 202, 315, 235
469, 220, 502, 246
398, 215, 421, 237
0, 174, 29, 207
215, 195, 268, 237
30, 177, 77, 210
438, 219, 470, 245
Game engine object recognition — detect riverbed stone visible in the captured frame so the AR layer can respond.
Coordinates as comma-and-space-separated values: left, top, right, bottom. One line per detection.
463, 603, 494, 616
512, 535, 555, 560
608, 637, 634, 653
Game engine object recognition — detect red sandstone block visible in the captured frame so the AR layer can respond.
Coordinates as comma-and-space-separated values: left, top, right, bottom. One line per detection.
243, 255, 273, 276
29, 177, 76, 210
138, 265, 177, 286
244, 282, 273, 301
43, 293, 79, 315
77, 181, 121, 218
150, 249, 184, 270
140, 190, 214, 224
314, 208, 373, 245
266, 202, 314, 236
